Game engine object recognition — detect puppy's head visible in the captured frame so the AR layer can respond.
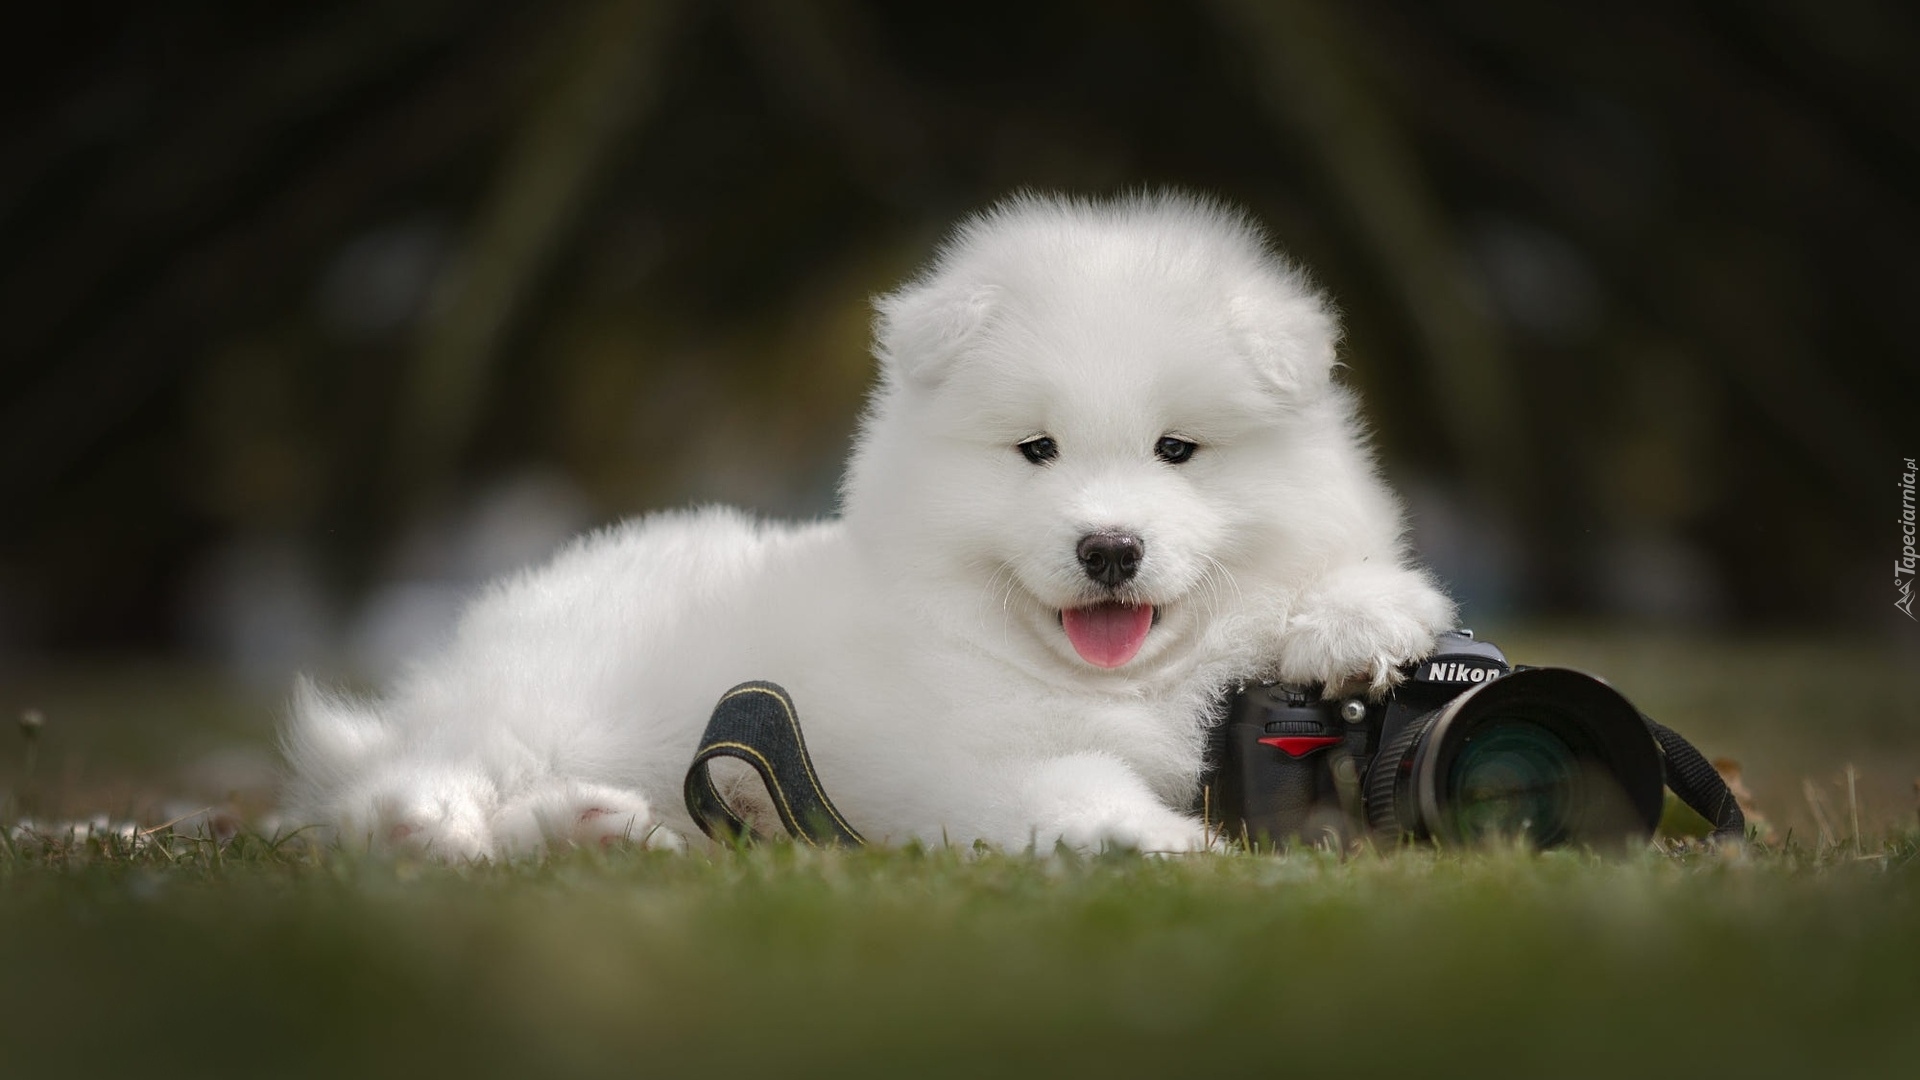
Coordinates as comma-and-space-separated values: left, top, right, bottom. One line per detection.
846, 192, 1342, 680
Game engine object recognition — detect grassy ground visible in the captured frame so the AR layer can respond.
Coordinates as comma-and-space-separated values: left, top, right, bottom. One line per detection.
0, 627, 1915, 1079
1, 837, 1916, 1079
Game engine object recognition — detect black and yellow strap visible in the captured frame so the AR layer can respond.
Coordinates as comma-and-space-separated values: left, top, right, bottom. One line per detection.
682, 680, 867, 847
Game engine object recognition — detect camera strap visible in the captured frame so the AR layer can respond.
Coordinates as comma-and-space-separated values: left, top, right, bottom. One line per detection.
682, 680, 867, 847
1645, 717, 1746, 843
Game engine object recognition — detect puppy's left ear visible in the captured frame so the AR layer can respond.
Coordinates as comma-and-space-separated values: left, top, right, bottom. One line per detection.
872, 279, 998, 387
1229, 277, 1340, 405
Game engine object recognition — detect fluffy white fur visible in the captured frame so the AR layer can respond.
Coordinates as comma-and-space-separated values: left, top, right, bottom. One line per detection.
282, 192, 1455, 858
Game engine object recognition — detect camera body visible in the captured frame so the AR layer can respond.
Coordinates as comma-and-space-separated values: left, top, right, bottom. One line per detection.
1205, 630, 1666, 848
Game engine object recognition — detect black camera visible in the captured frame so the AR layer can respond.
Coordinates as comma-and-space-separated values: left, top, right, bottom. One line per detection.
1204, 630, 1696, 849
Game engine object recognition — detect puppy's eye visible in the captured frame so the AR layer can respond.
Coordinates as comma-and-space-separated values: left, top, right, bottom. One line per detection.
1155, 436, 1198, 465
1018, 436, 1058, 465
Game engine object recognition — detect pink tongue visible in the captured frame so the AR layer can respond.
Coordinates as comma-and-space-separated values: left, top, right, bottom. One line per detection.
1061, 603, 1154, 668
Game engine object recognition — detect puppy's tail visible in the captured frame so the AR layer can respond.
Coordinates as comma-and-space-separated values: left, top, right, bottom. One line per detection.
280, 676, 396, 811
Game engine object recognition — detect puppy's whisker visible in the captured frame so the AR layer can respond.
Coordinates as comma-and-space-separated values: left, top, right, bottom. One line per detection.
1202, 553, 1245, 604
1203, 569, 1225, 621
1194, 554, 1242, 623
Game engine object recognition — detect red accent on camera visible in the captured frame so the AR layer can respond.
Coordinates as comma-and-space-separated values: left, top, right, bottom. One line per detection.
1257, 735, 1342, 758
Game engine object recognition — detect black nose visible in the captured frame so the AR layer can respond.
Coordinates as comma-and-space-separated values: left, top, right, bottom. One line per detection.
1077, 532, 1144, 587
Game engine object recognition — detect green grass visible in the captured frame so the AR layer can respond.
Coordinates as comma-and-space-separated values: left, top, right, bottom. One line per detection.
1, 628, 1915, 1079
2, 834, 1916, 1080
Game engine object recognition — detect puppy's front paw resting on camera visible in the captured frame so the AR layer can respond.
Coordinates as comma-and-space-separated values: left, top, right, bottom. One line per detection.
1277, 564, 1455, 695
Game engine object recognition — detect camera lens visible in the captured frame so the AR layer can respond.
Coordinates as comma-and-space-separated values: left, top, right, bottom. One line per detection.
1444, 717, 1579, 845
1365, 668, 1664, 848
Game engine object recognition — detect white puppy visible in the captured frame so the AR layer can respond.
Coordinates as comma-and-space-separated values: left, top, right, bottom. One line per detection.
283, 192, 1454, 857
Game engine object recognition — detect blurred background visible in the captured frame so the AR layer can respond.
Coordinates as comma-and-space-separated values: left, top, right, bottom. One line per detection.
1, 1, 1915, 828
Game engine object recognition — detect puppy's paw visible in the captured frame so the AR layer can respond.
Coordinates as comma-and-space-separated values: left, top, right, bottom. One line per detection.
1017, 753, 1221, 856
338, 773, 498, 860
1051, 808, 1219, 856
1276, 563, 1455, 697
491, 781, 685, 855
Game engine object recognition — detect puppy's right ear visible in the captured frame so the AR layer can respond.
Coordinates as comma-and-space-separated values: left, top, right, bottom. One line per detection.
872, 279, 997, 387
1228, 278, 1340, 407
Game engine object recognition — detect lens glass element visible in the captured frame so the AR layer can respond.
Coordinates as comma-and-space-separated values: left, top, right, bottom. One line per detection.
1444, 719, 1579, 844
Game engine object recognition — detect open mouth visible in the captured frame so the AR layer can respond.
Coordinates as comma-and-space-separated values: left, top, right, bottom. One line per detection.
1058, 602, 1159, 668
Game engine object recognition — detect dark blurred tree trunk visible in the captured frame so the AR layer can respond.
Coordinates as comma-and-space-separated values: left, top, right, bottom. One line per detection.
392, 0, 680, 520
